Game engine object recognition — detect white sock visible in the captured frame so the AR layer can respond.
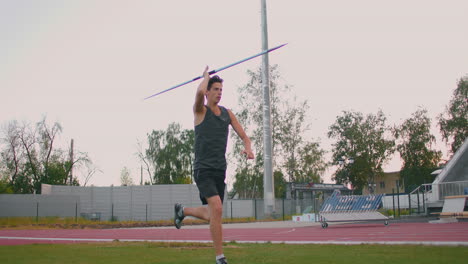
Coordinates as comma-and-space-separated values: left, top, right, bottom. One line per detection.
216, 254, 225, 260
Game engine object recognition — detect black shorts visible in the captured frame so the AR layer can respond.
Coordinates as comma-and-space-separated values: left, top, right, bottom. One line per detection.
193, 168, 226, 205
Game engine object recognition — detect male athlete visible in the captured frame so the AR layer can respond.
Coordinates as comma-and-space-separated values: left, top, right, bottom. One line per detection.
174, 66, 254, 264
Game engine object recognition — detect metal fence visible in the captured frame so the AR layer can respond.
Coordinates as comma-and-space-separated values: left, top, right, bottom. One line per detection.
381, 181, 468, 216
5, 182, 465, 221
224, 198, 322, 220
0, 194, 429, 222
1, 184, 325, 221
0, 196, 322, 221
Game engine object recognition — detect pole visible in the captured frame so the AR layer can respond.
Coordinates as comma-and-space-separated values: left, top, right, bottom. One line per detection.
417, 188, 421, 214
261, 0, 275, 216
408, 193, 411, 215
422, 188, 426, 215
313, 191, 316, 214
69, 139, 74, 185
396, 180, 400, 218
282, 198, 285, 221
36, 202, 39, 222
254, 199, 257, 220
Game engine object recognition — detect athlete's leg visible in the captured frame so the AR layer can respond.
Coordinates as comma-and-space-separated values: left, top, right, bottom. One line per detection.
183, 206, 210, 221
206, 195, 224, 256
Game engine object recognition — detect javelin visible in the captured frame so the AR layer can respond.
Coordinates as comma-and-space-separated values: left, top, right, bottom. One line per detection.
143, 43, 287, 100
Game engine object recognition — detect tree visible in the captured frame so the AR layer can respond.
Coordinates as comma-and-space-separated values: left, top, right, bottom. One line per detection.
37, 118, 63, 187
278, 99, 327, 183
120, 167, 133, 186
279, 100, 307, 183
232, 166, 264, 199
395, 108, 442, 192
1, 120, 22, 189
328, 110, 395, 192
0, 117, 93, 193
230, 66, 283, 198
144, 123, 194, 184
438, 76, 468, 155
273, 170, 287, 199
295, 141, 327, 184
81, 162, 101, 187
136, 139, 154, 185
230, 66, 327, 198
0, 175, 13, 194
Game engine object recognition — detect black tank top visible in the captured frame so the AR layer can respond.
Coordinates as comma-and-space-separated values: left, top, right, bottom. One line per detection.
193, 106, 231, 170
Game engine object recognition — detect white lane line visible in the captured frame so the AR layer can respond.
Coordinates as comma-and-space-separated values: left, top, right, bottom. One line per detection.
0, 236, 212, 243
1, 237, 467, 246
273, 228, 296, 235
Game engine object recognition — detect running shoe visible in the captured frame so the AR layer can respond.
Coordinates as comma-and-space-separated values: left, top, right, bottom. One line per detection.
216, 257, 228, 264
174, 203, 185, 229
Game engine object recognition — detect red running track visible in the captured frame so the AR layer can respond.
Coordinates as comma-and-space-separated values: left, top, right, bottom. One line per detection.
1, 222, 468, 246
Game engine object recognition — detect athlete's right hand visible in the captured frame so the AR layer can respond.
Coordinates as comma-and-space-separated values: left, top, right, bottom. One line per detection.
203, 66, 209, 79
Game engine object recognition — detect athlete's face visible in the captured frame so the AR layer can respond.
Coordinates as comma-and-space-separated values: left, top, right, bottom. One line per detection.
206, 82, 223, 104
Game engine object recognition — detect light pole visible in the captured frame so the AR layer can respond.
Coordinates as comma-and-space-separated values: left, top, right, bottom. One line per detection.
261, 0, 275, 215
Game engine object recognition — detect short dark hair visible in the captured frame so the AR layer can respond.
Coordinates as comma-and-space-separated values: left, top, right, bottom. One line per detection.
208, 75, 223, 90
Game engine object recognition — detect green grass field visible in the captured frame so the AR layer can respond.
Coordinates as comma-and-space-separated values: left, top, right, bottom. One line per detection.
1, 242, 467, 264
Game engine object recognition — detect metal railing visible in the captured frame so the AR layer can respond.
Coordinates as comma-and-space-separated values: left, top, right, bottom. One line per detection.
435, 181, 468, 199
407, 181, 468, 215
408, 184, 430, 215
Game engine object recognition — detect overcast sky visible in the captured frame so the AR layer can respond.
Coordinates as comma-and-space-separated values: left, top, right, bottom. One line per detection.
1, 0, 467, 187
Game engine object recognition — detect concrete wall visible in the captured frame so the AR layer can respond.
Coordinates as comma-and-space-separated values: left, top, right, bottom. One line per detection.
3, 184, 421, 220
1, 192, 417, 220
0, 194, 80, 218
41, 184, 204, 221
0, 184, 320, 221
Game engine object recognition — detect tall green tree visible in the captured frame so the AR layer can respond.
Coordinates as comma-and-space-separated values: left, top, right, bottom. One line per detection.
328, 110, 395, 192
0, 118, 92, 193
295, 141, 327, 184
273, 170, 287, 199
395, 108, 442, 192
230, 66, 327, 198
144, 123, 194, 184
279, 100, 307, 183
278, 99, 327, 184
230, 66, 283, 198
438, 76, 468, 155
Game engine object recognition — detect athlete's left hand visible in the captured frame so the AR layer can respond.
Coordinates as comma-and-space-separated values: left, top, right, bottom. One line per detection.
242, 149, 255, 159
